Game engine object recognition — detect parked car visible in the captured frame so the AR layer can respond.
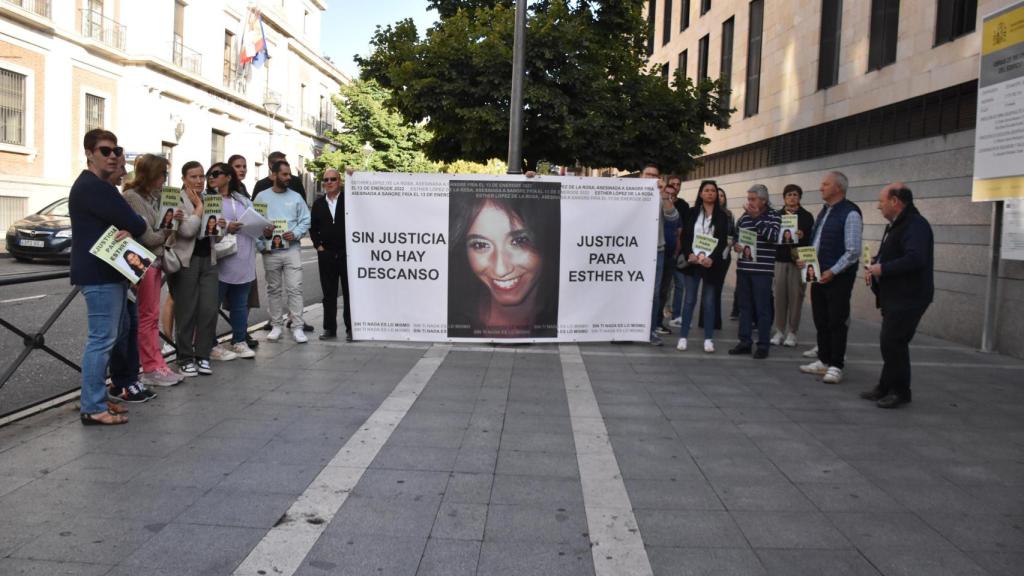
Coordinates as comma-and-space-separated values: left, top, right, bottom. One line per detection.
4, 198, 72, 262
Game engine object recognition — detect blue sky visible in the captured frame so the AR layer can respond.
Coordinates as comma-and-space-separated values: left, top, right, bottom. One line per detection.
320, 1, 437, 79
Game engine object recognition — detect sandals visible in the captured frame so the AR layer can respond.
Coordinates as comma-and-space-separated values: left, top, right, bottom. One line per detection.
80, 410, 128, 426
107, 402, 128, 415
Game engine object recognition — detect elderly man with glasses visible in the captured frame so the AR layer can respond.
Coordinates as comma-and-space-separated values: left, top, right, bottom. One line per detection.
309, 168, 353, 341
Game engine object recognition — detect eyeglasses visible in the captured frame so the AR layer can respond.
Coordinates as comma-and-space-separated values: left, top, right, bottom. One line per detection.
96, 146, 124, 157
323, 177, 339, 182
206, 171, 226, 179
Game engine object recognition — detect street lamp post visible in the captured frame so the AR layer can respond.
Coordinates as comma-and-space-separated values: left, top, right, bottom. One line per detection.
506, 0, 527, 175
263, 92, 282, 164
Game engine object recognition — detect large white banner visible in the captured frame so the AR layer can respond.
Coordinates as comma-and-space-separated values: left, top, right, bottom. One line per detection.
345, 173, 659, 343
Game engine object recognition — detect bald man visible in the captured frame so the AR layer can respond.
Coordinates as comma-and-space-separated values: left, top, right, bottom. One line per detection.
309, 168, 352, 341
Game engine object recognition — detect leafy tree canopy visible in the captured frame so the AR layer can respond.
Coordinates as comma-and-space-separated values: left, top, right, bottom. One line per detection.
356, 0, 732, 173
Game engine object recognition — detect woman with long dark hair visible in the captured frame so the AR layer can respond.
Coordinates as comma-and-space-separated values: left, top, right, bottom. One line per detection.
448, 194, 560, 338
676, 181, 730, 353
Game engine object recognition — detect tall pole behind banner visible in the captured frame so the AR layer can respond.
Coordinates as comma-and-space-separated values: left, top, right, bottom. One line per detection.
506, 0, 527, 174
981, 201, 1003, 353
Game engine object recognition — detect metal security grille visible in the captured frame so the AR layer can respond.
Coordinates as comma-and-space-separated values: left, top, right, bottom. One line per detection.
85, 94, 104, 131
0, 69, 26, 146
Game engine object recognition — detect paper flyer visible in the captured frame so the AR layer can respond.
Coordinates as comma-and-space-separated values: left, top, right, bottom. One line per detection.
270, 219, 289, 250
202, 195, 223, 238
797, 246, 820, 284
780, 214, 798, 245
738, 229, 758, 262
253, 201, 268, 218
237, 206, 273, 239
692, 233, 719, 258
862, 243, 872, 267
158, 188, 179, 231
89, 226, 157, 285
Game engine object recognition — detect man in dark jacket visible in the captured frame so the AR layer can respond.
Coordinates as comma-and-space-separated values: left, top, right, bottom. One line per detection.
309, 168, 352, 341
70, 129, 148, 425
862, 183, 934, 409
252, 151, 306, 200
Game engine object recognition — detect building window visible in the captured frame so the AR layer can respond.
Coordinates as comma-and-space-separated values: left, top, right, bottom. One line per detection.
162, 141, 175, 185
0, 68, 26, 146
701, 0, 711, 16
661, 62, 670, 83
745, 0, 764, 117
818, 0, 842, 89
647, 0, 658, 56
935, 0, 976, 46
662, 0, 674, 45
868, 0, 900, 71
678, 49, 688, 79
697, 34, 710, 81
223, 30, 235, 86
720, 17, 734, 106
681, 0, 691, 30
211, 130, 226, 166
85, 94, 105, 131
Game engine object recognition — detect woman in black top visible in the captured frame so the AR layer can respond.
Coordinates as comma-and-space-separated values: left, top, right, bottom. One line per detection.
677, 181, 730, 353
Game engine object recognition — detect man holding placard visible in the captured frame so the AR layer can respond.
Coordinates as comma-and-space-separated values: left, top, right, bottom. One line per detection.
70, 129, 148, 426
728, 184, 780, 359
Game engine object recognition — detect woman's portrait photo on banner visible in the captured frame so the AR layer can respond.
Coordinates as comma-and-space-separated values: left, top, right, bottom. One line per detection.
447, 181, 561, 339
121, 248, 151, 280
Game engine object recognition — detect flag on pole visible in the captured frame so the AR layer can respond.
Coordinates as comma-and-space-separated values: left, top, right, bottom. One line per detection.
239, 8, 269, 68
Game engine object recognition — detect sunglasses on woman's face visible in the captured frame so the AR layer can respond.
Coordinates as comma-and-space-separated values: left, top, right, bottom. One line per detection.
96, 146, 124, 157
323, 177, 339, 182
207, 171, 226, 179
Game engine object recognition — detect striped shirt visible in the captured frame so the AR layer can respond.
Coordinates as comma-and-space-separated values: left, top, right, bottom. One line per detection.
734, 210, 781, 274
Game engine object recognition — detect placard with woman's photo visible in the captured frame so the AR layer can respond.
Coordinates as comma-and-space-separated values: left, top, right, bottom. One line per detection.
89, 225, 157, 285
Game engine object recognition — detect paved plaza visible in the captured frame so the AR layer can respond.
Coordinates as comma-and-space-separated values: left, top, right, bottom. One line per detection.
0, 307, 1022, 576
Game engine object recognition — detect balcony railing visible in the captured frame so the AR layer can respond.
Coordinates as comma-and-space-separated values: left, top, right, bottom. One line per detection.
171, 35, 202, 75
80, 9, 125, 51
1, 0, 50, 18
223, 65, 248, 95
301, 114, 335, 138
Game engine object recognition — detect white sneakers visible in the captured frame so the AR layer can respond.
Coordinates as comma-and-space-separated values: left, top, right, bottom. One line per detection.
802, 345, 819, 358
704, 339, 715, 353
267, 326, 283, 341
668, 317, 682, 328
783, 332, 798, 347
822, 367, 843, 384
770, 331, 784, 346
293, 328, 308, 343
800, 360, 829, 375
676, 338, 687, 351
210, 344, 238, 362
232, 342, 256, 358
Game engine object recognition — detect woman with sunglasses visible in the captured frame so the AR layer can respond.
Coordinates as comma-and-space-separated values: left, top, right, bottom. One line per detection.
207, 162, 257, 358
166, 161, 229, 376
122, 154, 184, 387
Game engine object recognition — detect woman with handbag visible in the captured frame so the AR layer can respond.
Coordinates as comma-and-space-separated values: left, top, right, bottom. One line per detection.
208, 162, 257, 359
166, 161, 234, 377
122, 154, 184, 387
676, 180, 730, 353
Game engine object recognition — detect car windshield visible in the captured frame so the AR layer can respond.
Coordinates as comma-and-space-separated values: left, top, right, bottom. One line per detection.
42, 199, 70, 217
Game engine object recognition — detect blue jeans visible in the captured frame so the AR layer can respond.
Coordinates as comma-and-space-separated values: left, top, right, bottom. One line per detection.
110, 298, 139, 393
671, 268, 686, 318
219, 281, 252, 344
680, 274, 717, 340
80, 282, 128, 414
651, 251, 665, 334
737, 271, 774, 351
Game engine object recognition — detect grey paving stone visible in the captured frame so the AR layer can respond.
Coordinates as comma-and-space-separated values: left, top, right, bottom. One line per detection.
499, 431, 577, 454
624, 477, 724, 511
0, 521, 48, 559
768, 457, 867, 484
432, 501, 488, 541
828, 512, 953, 549
370, 445, 460, 472
501, 414, 573, 435
248, 437, 343, 464
603, 417, 679, 438
857, 545, 990, 576
118, 523, 264, 574
351, 469, 450, 501
0, 474, 34, 498
795, 482, 905, 512
965, 551, 1024, 576
443, 472, 494, 504
484, 503, 589, 545
296, 532, 427, 576
732, 511, 853, 549
0, 558, 112, 576
175, 488, 296, 528
9, 517, 155, 565
216, 461, 321, 495
696, 455, 789, 485
133, 454, 243, 490
477, 541, 594, 576
712, 481, 817, 512
635, 510, 749, 548
388, 426, 466, 448
646, 547, 767, 576
453, 447, 498, 474
326, 494, 441, 539
918, 512, 1024, 551
489, 474, 582, 506
400, 410, 473, 431
416, 538, 481, 576
496, 449, 580, 478
755, 549, 881, 576
45, 453, 162, 484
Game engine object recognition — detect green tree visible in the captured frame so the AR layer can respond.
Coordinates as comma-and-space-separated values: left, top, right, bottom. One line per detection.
356, 0, 732, 174
306, 78, 439, 178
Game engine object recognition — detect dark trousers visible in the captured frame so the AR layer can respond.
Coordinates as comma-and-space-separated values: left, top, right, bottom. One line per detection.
109, 298, 139, 393
651, 251, 665, 334
878, 305, 928, 397
317, 249, 351, 335
810, 269, 857, 369
736, 271, 773, 351
658, 250, 676, 325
